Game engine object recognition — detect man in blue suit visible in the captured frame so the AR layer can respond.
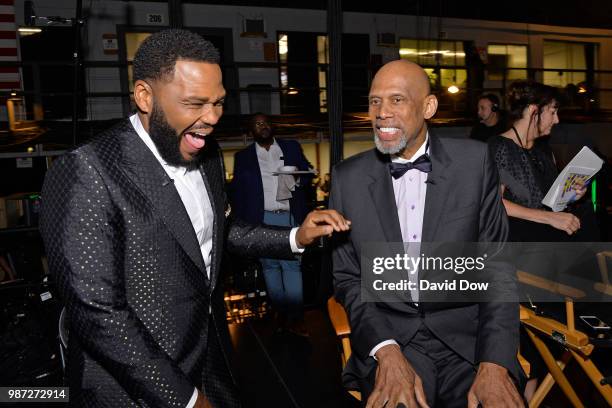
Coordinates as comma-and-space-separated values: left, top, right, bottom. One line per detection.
231, 113, 313, 333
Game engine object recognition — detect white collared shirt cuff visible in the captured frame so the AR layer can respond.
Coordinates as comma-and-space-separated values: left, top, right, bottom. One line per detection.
186, 388, 198, 408
370, 340, 399, 360
290, 227, 305, 253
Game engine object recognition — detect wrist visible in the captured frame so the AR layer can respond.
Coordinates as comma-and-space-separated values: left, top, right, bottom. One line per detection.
478, 361, 507, 374
375, 343, 401, 362
541, 210, 556, 225
294, 227, 305, 248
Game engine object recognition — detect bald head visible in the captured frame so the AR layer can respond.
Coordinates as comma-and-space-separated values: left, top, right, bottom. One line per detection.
368, 59, 438, 159
373, 60, 431, 98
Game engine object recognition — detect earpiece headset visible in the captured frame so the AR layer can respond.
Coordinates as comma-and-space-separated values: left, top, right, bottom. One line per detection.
479, 93, 500, 122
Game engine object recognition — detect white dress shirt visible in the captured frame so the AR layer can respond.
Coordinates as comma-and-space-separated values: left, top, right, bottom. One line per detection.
131, 114, 214, 280
130, 115, 303, 407
255, 139, 290, 212
369, 133, 430, 359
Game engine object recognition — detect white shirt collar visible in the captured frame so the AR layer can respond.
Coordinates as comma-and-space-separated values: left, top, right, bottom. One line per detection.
255, 138, 279, 154
391, 132, 430, 164
130, 114, 188, 175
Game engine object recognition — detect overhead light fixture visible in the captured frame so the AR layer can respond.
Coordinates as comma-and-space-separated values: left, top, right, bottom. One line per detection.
18, 27, 42, 36
447, 85, 459, 94
577, 86, 587, 94
10, 91, 17, 96
399, 49, 466, 57
288, 88, 299, 95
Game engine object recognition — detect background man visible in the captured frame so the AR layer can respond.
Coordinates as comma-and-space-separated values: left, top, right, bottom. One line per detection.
231, 113, 313, 334
40, 29, 349, 408
470, 93, 507, 142
330, 60, 523, 408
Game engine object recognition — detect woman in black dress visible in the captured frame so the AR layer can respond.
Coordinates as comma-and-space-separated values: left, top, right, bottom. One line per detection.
489, 81, 590, 401
489, 81, 587, 242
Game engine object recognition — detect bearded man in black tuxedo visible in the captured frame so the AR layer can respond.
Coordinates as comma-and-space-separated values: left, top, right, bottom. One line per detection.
40, 29, 349, 408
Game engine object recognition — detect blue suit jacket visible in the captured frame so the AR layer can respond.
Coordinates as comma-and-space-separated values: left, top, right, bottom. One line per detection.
231, 139, 312, 225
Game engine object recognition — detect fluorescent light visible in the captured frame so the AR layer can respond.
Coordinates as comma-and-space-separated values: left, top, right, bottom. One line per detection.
399, 48, 466, 57
18, 27, 42, 33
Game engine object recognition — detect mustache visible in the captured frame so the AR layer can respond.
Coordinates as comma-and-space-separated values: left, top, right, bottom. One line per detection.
183, 126, 214, 135
375, 124, 400, 128
186, 126, 213, 131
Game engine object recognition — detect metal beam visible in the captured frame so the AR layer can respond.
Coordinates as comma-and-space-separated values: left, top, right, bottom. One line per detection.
168, 0, 183, 28
72, 0, 83, 146
327, 0, 343, 168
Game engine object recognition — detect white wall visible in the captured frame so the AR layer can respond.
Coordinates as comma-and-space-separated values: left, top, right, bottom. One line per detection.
12, 1, 612, 119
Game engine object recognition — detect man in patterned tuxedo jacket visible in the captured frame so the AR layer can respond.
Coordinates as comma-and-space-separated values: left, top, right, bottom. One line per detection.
40, 29, 349, 408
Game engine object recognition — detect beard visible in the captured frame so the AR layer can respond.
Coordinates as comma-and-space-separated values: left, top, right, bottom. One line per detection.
374, 132, 409, 155
254, 129, 273, 145
148, 102, 201, 170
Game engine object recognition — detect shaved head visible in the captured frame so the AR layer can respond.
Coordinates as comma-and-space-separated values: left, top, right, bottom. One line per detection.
368, 59, 438, 159
373, 60, 431, 98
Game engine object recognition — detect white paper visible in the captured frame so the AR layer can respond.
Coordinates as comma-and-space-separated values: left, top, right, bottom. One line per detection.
542, 146, 603, 212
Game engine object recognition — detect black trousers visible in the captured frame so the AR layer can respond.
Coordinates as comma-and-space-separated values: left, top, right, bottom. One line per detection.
361, 322, 477, 408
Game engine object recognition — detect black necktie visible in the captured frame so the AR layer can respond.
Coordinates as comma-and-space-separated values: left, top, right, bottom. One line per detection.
388, 154, 432, 179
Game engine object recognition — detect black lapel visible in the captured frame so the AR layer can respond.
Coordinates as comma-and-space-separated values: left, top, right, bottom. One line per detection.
199, 138, 226, 288
366, 151, 404, 243
248, 143, 264, 193
117, 120, 207, 274
422, 132, 453, 242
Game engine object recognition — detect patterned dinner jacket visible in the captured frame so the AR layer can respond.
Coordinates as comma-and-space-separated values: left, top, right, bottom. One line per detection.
40, 119, 294, 407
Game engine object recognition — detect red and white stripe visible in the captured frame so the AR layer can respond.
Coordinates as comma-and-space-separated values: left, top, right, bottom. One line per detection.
0, 0, 20, 92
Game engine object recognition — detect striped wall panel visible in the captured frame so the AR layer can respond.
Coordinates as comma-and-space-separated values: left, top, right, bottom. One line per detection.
0, 0, 20, 96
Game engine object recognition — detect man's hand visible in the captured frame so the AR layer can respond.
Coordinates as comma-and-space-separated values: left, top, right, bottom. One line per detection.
467, 362, 523, 408
295, 209, 350, 247
366, 344, 429, 408
194, 390, 214, 408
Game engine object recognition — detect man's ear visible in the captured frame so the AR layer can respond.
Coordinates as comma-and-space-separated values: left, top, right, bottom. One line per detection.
423, 94, 438, 120
133, 79, 153, 114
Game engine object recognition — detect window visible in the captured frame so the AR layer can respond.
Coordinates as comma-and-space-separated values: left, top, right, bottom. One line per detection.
487, 44, 527, 81
399, 39, 465, 66
277, 32, 368, 114
278, 33, 289, 96
399, 39, 466, 89
277, 32, 322, 114
317, 35, 329, 113
277, 33, 328, 112
543, 41, 595, 87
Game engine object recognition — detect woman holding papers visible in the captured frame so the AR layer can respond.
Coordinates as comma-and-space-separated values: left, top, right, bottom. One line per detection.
488, 80, 589, 241
489, 80, 595, 402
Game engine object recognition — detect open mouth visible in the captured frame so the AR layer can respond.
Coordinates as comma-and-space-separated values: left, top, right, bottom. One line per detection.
183, 130, 208, 150
376, 126, 401, 140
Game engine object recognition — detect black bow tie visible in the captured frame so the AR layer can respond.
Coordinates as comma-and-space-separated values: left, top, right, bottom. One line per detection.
388, 154, 432, 179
